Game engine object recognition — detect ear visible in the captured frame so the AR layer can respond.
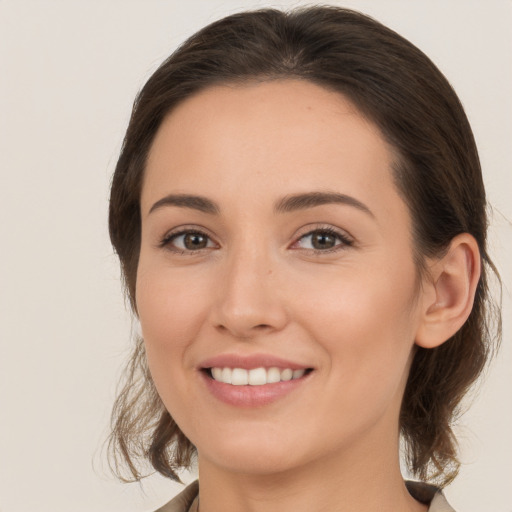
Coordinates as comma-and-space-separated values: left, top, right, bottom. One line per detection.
415, 233, 481, 349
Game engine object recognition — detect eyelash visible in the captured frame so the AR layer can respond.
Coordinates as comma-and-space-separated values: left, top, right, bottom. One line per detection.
159, 225, 354, 256
293, 226, 354, 254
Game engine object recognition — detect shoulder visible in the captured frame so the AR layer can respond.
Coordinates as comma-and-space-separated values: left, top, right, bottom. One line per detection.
406, 481, 456, 512
154, 480, 199, 512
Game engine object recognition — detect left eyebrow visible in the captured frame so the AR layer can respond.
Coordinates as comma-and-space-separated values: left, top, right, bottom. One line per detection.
274, 191, 374, 218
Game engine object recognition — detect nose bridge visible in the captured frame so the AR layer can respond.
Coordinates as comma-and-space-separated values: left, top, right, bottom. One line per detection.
212, 235, 287, 337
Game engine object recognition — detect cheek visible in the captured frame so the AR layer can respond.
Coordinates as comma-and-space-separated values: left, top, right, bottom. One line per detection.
295, 257, 418, 331
293, 260, 420, 394
136, 263, 209, 348
135, 263, 212, 414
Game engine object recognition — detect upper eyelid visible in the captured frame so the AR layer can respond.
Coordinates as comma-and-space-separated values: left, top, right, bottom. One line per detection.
294, 224, 352, 239
162, 224, 216, 240
160, 224, 351, 240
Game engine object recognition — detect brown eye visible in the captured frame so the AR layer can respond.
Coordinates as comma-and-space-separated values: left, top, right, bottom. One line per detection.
294, 228, 353, 253
161, 230, 216, 253
182, 232, 209, 250
310, 231, 337, 250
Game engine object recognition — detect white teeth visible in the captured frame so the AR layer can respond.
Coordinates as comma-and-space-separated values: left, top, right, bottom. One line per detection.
231, 368, 248, 386
267, 367, 281, 383
248, 367, 267, 385
293, 369, 305, 379
211, 367, 223, 381
221, 367, 232, 384
280, 368, 293, 381
210, 366, 308, 385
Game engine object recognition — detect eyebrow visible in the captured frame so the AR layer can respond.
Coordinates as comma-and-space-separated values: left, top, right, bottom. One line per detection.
148, 191, 374, 218
275, 191, 374, 217
149, 194, 220, 215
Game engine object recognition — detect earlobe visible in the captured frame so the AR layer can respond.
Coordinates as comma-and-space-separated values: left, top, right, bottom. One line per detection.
415, 233, 481, 349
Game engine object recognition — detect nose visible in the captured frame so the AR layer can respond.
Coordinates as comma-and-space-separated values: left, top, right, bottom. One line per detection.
210, 246, 288, 339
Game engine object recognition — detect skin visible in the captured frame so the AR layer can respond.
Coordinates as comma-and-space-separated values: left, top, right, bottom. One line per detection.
135, 80, 465, 512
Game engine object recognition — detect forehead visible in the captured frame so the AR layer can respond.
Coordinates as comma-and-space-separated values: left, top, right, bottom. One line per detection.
142, 79, 406, 223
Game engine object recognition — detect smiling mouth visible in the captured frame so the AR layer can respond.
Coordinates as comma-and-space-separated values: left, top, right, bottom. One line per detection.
204, 367, 314, 386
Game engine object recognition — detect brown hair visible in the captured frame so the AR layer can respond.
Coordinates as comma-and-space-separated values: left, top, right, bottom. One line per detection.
108, 6, 501, 485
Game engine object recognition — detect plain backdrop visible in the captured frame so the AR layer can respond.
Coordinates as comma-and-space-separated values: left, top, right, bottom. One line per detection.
0, 1, 510, 511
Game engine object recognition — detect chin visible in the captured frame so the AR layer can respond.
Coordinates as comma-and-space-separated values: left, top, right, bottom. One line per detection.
196, 431, 308, 476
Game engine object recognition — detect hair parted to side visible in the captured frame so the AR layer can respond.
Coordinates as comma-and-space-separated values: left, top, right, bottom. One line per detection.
108, 6, 501, 485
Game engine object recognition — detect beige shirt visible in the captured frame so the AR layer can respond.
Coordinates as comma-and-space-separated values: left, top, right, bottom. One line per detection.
155, 480, 455, 512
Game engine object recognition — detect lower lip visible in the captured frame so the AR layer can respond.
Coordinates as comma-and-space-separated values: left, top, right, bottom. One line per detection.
200, 371, 311, 408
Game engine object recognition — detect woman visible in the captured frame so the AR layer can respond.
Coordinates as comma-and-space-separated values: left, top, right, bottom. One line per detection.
108, 6, 501, 512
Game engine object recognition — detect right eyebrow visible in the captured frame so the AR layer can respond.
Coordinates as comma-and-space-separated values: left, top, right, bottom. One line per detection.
148, 194, 220, 216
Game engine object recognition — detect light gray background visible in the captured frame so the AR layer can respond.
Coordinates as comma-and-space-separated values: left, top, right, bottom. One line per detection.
0, 1, 510, 511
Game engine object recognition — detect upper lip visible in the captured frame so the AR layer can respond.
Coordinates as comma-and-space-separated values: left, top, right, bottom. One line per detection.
199, 353, 312, 371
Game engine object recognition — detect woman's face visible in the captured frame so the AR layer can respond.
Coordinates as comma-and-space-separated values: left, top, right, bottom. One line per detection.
137, 80, 430, 476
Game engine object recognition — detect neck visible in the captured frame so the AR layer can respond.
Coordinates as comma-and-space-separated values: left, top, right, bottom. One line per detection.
196, 434, 428, 512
